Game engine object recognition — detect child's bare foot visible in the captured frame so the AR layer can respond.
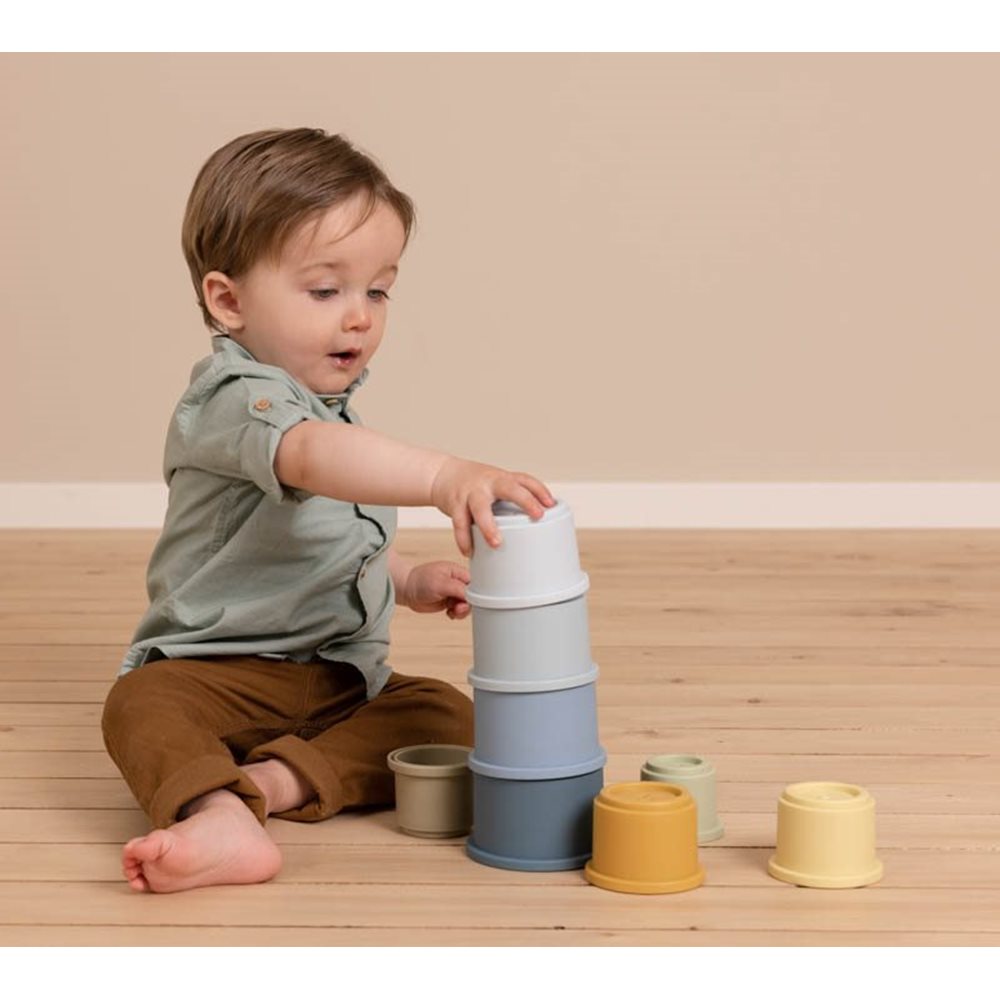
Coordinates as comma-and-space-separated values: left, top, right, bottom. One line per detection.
121, 789, 282, 893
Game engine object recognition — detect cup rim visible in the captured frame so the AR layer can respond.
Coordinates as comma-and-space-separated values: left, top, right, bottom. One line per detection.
584, 860, 705, 894
781, 781, 873, 810
596, 781, 694, 813
466, 572, 589, 609
468, 749, 607, 781
767, 856, 884, 889
466, 837, 593, 872
642, 754, 713, 777
387, 744, 472, 778
483, 498, 572, 529
467, 663, 599, 693
697, 820, 726, 843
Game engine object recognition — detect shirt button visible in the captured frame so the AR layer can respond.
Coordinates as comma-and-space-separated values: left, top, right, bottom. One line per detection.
253, 398, 272, 412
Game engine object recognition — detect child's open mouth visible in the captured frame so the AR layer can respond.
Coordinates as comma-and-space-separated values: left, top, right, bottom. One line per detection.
330, 351, 358, 368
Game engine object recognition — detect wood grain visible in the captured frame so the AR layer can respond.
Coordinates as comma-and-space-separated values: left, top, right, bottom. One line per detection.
2, 528, 998, 946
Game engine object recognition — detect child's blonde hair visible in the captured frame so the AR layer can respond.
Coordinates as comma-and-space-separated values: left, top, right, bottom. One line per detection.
181, 127, 416, 335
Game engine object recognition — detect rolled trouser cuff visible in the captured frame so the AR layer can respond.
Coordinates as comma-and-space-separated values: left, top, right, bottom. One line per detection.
148, 754, 268, 828
244, 734, 345, 822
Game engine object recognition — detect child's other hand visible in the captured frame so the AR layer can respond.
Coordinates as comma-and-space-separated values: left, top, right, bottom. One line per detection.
403, 561, 472, 619
430, 457, 557, 558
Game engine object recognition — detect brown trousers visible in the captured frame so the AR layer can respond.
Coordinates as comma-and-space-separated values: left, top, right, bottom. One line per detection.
101, 655, 473, 829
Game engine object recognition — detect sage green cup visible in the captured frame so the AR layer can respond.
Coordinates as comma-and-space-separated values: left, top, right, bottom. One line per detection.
387, 744, 473, 838
640, 754, 724, 843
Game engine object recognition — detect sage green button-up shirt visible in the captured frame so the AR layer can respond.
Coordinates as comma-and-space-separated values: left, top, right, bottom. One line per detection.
120, 336, 397, 700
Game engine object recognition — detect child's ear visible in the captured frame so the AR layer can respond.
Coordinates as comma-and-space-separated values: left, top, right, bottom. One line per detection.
202, 271, 245, 332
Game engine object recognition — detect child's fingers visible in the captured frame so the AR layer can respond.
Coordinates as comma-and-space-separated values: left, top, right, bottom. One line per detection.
446, 597, 470, 619
470, 496, 501, 548
501, 482, 549, 520
454, 527, 471, 558
451, 510, 473, 557
516, 474, 557, 510
490, 480, 551, 521
435, 571, 469, 603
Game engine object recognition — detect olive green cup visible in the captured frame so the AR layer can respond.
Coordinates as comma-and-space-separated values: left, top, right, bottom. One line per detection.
387, 744, 473, 838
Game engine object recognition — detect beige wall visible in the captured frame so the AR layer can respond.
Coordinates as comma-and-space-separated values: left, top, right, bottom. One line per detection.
3, 53, 997, 484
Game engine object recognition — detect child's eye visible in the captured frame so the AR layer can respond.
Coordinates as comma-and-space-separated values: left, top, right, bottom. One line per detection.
309, 288, 337, 300
368, 289, 391, 302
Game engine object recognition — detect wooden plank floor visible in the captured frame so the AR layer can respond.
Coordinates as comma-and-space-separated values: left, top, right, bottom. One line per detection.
1, 528, 998, 946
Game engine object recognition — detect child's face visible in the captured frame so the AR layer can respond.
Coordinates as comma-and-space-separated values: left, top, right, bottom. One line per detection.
211, 194, 406, 396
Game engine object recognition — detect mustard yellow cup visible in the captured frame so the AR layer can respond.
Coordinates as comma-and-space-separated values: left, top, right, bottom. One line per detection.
767, 782, 884, 889
584, 782, 705, 894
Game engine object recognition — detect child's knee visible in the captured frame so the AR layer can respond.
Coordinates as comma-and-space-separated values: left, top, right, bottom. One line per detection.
102, 668, 150, 749
398, 675, 474, 741
101, 663, 186, 749
102, 667, 138, 723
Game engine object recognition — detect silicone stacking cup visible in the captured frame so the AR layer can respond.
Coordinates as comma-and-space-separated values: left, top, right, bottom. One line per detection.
466, 767, 604, 871
469, 595, 596, 691
767, 782, 883, 889
640, 754, 725, 843
387, 745, 473, 839
466, 499, 589, 609
469, 682, 604, 778
585, 782, 704, 894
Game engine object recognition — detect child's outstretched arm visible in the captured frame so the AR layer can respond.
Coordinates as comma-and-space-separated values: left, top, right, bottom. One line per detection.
274, 421, 555, 556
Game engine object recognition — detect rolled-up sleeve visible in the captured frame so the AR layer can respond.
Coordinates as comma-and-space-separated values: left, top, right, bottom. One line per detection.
169, 374, 316, 502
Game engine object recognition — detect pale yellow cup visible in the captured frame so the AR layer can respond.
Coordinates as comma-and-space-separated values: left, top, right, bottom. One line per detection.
584, 782, 704, 894
767, 781, 883, 889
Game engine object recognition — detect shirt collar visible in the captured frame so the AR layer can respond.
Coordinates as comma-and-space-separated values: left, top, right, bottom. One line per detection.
212, 335, 370, 406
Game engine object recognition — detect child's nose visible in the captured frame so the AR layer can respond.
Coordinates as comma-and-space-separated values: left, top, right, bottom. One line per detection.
343, 298, 372, 331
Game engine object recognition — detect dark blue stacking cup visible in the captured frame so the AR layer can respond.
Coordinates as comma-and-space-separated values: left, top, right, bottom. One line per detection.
465, 765, 605, 871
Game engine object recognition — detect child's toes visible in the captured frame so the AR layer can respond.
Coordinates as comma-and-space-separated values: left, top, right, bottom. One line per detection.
126, 830, 172, 864
126, 871, 151, 892
122, 841, 155, 891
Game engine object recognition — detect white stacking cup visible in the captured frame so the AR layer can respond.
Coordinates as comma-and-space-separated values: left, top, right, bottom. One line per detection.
467, 499, 589, 610
469, 595, 596, 691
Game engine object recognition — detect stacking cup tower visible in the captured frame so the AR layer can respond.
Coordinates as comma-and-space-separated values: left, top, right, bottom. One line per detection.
464, 499, 605, 871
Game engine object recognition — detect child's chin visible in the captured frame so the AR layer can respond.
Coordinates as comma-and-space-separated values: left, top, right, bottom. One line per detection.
301, 368, 347, 394
311, 381, 345, 396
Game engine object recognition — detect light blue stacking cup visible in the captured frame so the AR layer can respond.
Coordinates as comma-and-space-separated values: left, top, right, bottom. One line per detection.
468, 594, 596, 692
468, 681, 604, 778
466, 766, 604, 871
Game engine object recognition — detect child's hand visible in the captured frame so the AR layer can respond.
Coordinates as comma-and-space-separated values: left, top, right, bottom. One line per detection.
430, 457, 557, 558
402, 560, 473, 619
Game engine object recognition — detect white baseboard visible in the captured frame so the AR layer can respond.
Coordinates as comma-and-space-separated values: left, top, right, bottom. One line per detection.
3, 481, 1000, 528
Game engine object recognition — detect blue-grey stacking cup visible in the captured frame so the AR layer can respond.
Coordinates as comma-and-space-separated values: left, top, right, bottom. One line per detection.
468, 682, 604, 778
468, 595, 596, 692
466, 767, 604, 871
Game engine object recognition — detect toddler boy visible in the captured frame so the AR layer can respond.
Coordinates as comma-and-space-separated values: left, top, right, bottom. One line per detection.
102, 127, 554, 893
